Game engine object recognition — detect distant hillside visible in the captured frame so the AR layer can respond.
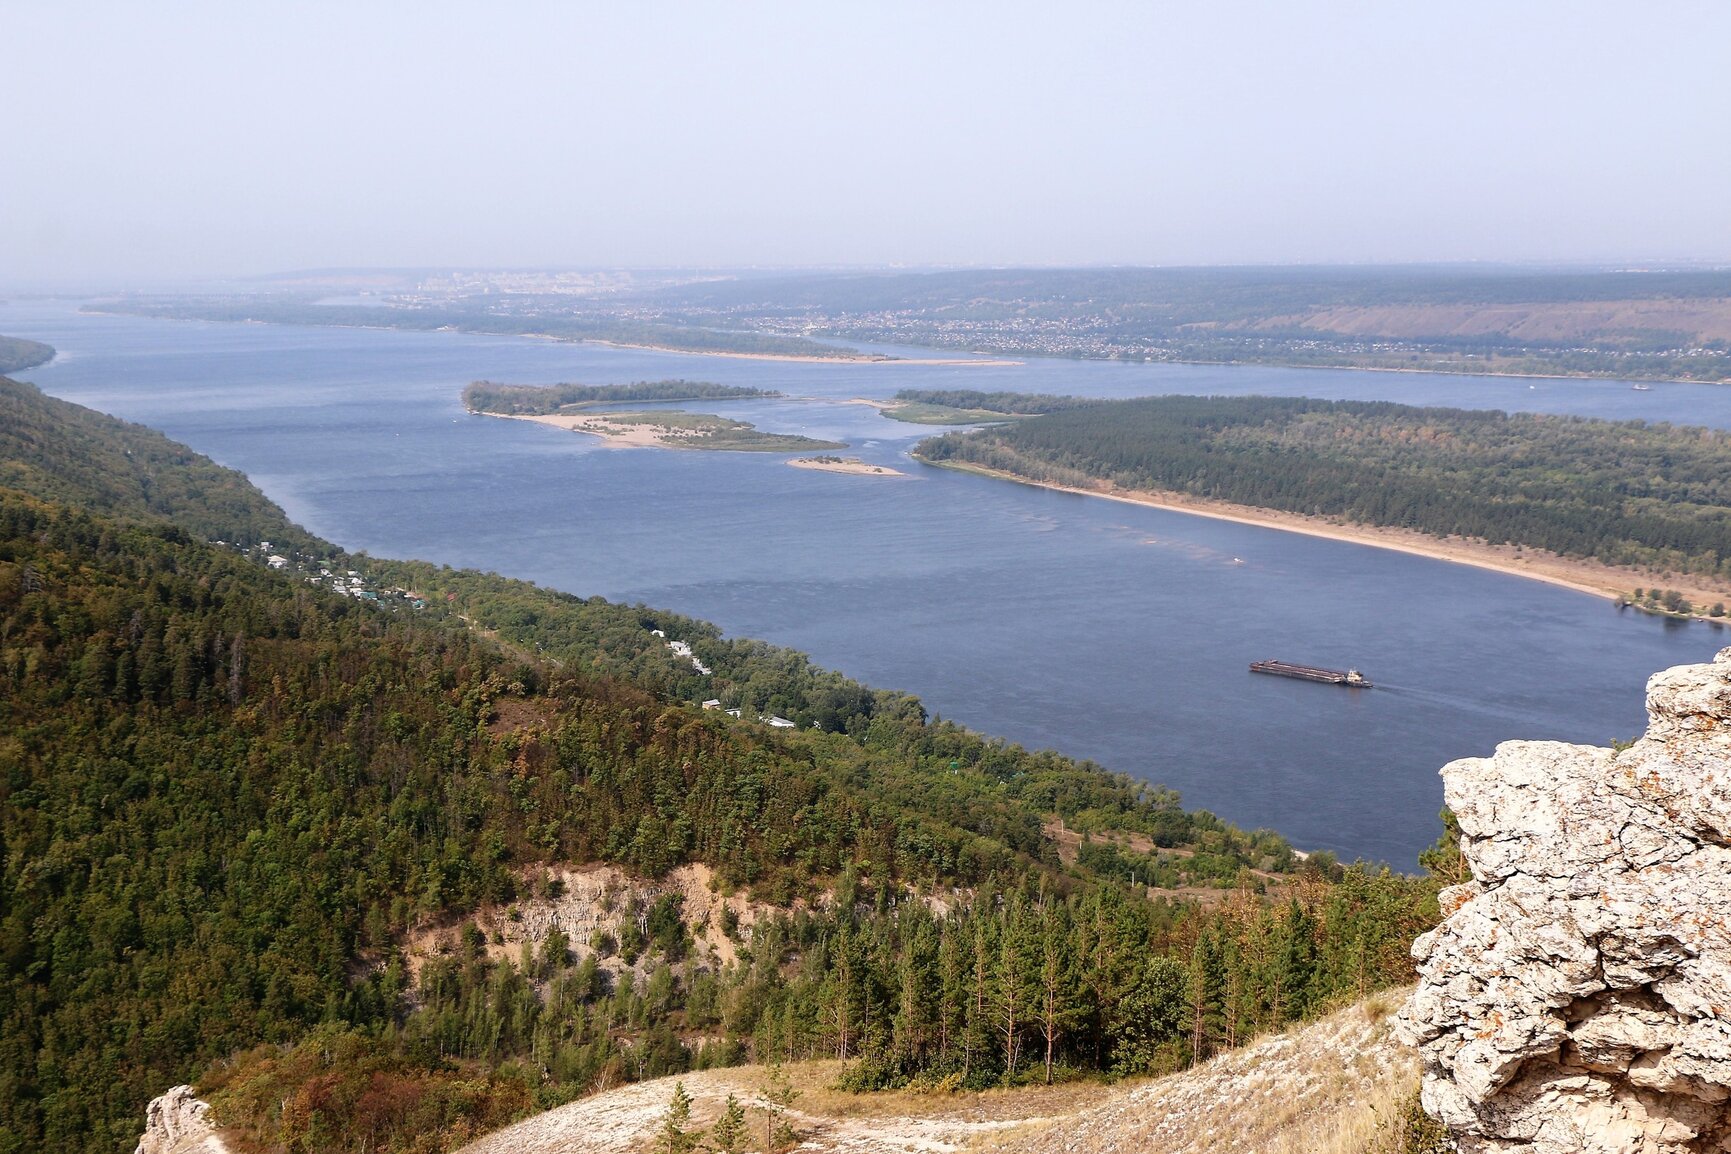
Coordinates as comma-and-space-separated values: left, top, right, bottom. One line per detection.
1, 380, 1440, 1153
0, 335, 55, 374
642, 265, 1731, 381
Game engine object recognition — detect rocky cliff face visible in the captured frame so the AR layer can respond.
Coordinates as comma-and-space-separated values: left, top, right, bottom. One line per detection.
1400, 648, 1731, 1152
134, 1085, 227, 1154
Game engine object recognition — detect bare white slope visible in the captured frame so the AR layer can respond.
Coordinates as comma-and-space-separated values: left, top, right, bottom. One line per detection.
457, 996, 1416, 1154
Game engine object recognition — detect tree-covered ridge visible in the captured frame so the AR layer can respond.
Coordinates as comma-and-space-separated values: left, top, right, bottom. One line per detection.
917, 395, 1731, 583
462, 380, 779, 416
204, 867, 1437, 1153
0, 376, 318, 553
0, 337, 54, 375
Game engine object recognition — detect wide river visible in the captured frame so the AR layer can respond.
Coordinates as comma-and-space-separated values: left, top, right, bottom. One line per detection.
6, 299, 1728, 867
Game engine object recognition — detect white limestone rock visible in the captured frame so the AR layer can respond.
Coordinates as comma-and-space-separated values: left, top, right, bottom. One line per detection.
1398, 647, 1731, 1153
135, 1085, 227, 1154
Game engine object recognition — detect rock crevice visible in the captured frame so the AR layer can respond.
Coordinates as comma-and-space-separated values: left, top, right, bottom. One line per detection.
1399, 647, 1731, 1152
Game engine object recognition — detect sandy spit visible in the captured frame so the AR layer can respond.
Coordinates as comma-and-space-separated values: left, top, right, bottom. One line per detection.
927, 461, 1731, 612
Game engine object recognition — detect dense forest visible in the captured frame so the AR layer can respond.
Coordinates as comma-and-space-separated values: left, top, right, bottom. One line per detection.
889, 389, 1104, 416
917, 394, 1731, 584
462, 380, 778, 416
0, 377, 1443, 1153
0, 338, 54, 375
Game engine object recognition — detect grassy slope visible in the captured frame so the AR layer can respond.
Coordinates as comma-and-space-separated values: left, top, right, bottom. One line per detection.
447, 996, 1424, 1154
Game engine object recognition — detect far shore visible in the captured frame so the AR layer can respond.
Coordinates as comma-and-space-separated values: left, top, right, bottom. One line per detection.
922, 459, 1731, 617
562, 337, 1022, 367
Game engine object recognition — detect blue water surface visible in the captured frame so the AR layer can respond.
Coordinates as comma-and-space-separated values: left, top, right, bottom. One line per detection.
5, 299, 1724, 867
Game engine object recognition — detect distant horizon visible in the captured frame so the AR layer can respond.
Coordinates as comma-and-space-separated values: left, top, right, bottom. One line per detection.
9, 257, 1731, 298
4, 2, 1728, 283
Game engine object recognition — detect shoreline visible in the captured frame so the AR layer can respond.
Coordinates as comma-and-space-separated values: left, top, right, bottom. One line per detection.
572, 338, 1022, 367
920, 458, 1731, 616
481, 409, 845, 453
862, 340, 1725, 386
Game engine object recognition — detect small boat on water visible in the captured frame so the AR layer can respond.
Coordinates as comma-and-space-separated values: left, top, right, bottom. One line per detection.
1250, 659, 1372, 687
1632, 384, 1653, 391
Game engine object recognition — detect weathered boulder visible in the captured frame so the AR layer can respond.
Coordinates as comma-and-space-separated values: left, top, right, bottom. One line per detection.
1399, 646, 1731, 1152
135, 1085, 227, 1154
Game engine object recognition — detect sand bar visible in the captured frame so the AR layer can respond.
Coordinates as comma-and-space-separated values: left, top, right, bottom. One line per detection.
789, 457, 905, 476
927, 460, 1731, 614
492, 411, 673, 447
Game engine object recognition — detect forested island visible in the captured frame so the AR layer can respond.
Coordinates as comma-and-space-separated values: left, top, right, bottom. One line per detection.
462, 379, 779, 415
915, 393, 1731, 612
0, 374, 1447, 1152
879, 388, 1101, 424
0, 335, 54, 374
464, 379, 844, 451
482, 407, 847, 452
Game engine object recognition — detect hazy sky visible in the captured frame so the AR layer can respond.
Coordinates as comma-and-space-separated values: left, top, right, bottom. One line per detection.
5, 1, 1730, 284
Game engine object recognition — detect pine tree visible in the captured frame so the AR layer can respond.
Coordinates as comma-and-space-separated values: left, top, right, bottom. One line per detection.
651, 1081, 700, 1154
706, 1094, 746, 1154
759, 1065, 802, 1154
1035, 895, 1079, 1084
1188, 930, 1227, 1064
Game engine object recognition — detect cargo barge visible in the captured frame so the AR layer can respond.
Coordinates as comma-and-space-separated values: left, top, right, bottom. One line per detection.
1249, 659, 1371, 687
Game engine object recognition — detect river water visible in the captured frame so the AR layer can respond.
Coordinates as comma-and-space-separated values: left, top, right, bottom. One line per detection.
5, 298, 1726, 867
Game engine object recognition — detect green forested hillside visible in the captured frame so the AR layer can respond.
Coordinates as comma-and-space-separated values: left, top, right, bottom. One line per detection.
0, 338, 54, 375
0, 379, 1441, 1153
0, 377, 318, 553
918, 394, 1731, 583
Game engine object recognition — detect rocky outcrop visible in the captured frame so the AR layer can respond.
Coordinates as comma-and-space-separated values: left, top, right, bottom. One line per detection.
1400, 647, 1731, 1152
135, 1085, 227, 1154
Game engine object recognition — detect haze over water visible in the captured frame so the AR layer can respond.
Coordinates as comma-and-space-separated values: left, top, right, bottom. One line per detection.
8, 299, 1727, 866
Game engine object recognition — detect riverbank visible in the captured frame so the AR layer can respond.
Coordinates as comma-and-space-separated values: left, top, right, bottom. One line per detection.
921, 458, 1731, 618
575, 338, 1021, 367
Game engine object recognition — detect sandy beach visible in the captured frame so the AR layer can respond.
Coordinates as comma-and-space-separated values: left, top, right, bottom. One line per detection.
788, 456, 905, 476
492, 411, 673, 447
926, 460, 1731, 615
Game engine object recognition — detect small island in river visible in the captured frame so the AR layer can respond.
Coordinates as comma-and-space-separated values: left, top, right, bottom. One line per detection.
463, 379, 779, 415
465, 378, 846, 452
788, 455, 905, 476
495, 409, 847, 453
